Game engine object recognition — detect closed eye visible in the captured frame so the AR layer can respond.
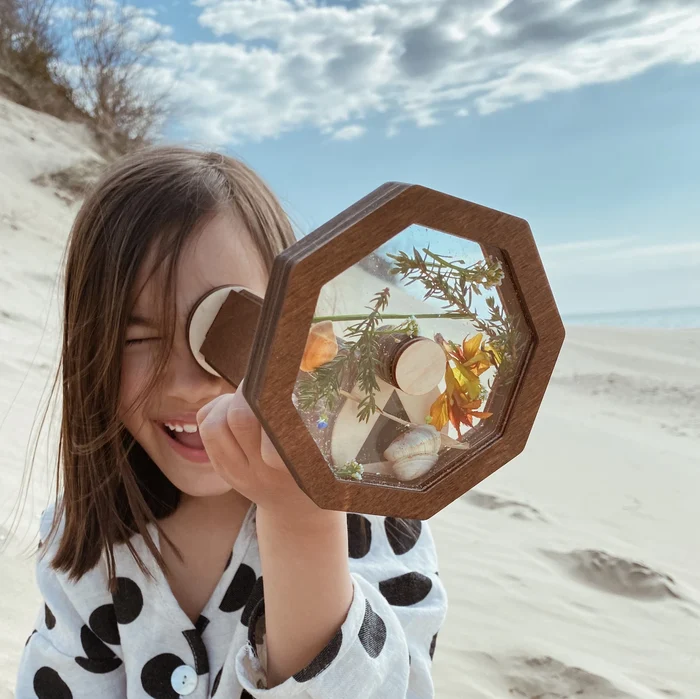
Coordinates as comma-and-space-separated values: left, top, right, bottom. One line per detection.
126, 338, 159, 346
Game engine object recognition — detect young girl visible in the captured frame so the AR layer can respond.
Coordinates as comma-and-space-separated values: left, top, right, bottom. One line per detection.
15, 146, 448, 698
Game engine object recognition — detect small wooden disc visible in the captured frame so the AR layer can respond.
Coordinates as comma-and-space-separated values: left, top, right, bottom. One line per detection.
394, 338, 446, 395
186, 285, 246, 377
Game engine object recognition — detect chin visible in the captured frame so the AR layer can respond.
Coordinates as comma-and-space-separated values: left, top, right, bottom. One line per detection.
163, 468, 234, 499
128, 421, 235, 500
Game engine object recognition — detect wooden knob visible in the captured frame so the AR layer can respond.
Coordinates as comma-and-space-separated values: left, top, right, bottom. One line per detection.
187, 285, 263, 386
376, 332, 446, 395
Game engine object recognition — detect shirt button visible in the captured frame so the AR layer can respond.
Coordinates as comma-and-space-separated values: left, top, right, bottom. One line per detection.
170, 665, 197, 695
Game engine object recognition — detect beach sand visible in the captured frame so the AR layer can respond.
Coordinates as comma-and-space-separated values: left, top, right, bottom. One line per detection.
1, 95, 698, 698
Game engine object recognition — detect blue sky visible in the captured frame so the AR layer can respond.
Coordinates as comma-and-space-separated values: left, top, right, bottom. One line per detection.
115, 0, 700, 315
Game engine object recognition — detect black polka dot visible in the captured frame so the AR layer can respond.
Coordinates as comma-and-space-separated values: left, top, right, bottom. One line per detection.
293, 629, 342, 682
34, 667, 72, 699
141, 653, 184, 699
44, 604, 55, 630
112, 577, 143, 624
429, 633, 438, 660
240, 576, 264, 627
89, 604, 120, 645
211, 667, 222, 696
78, 626, 114, 659
220, 564, 257, 613
75, 625, 123, 673
347, 514, 372, 559
358, 599, 386, 658
74, 654, 123, 674
25, 629, 37, 646
240, 691, 253, 699
384, 517, 422, 555
379, 572, 432, 606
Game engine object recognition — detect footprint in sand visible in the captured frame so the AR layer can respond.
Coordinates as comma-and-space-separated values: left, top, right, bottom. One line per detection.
0, 308, 41, 328
542, 549, 688, 602
0, 308, 42, 329
24, 270, 57, 287
462, 490, 548, 522
505, 655, 635, 698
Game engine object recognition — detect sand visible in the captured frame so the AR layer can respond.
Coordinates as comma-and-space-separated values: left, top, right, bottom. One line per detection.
1, 95, 698, 698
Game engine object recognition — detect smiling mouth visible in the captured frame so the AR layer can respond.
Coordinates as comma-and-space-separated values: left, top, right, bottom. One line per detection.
158, 422, 206, 450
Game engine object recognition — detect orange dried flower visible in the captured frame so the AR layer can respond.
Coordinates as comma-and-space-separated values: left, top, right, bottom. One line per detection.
428, 333, 494, 436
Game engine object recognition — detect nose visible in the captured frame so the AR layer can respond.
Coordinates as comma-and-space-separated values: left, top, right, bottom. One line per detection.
163, 341, 224, 405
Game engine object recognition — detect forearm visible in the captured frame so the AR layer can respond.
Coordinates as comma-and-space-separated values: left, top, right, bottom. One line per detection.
255, 505, 354, 688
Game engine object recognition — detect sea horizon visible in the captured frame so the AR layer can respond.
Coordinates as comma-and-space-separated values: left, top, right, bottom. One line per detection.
562, 304, 700, 329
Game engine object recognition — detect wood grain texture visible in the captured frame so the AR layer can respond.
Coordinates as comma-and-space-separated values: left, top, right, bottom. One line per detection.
216, 182, 565, 519
198, 288, 262, 388
375, 332, 445, 395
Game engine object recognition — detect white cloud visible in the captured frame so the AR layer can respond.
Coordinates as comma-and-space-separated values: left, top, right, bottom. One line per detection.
540, 237, 638, 254
542, 238, 700, 276
541, 238, 700, 314
331, 124, 366, 141
135, 0, 700, 143
590, 241, 700, 270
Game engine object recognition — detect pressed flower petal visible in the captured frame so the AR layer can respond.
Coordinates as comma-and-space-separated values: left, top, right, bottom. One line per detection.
455, 395, 482, 410
429, 393, 449, 430
462, 333, 483, 360
464, 351, 492, 376
452, 361, 482, 400
444, 364, 461, 396
449, 406, 462, 433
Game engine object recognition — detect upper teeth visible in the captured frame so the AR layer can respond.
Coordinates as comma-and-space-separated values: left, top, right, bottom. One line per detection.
165, 423, 198, 433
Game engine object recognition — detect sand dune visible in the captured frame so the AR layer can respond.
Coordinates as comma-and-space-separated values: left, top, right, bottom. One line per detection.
1, 95, 699, 698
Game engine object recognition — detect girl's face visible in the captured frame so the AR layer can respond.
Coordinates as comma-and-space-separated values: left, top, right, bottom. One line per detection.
119, 211, 269, 498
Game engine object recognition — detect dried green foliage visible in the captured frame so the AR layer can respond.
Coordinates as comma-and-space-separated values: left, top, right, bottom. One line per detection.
387, 247, 522, 383
331, 458, 364, 481
298, 288, 407, 423
296, 246, 524, 425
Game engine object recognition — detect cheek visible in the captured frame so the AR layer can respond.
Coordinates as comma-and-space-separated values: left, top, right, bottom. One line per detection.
119, 352, 157, 424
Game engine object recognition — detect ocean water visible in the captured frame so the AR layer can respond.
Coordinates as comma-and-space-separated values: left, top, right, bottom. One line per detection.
562, 305, 700, 329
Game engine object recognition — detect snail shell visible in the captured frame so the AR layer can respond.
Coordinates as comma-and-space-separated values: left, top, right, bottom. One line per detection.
392, 454, 440, 481
383, 424, 441, 481
300, 321, 338, 372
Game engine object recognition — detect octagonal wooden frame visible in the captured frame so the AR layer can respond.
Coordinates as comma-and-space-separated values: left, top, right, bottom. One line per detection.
241, 182, 565, 519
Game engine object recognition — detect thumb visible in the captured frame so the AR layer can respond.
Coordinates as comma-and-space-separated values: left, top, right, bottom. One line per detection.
196, 394, 227, 426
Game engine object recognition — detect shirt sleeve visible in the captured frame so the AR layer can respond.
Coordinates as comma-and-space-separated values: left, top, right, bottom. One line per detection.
14, 507, 127, 698
234, 514, 447, 698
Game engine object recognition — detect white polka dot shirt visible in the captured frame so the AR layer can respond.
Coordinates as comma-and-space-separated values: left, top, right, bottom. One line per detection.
16, 503, 447, 698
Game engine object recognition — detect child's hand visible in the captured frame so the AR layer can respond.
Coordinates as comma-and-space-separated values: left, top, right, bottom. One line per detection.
196, 382, 321, 517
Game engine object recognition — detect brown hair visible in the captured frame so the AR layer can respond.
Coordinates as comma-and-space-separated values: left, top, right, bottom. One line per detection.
30, 145, 297, 589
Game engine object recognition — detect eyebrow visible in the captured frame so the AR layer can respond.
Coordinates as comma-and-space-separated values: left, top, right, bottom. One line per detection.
128, 314, 157, 328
